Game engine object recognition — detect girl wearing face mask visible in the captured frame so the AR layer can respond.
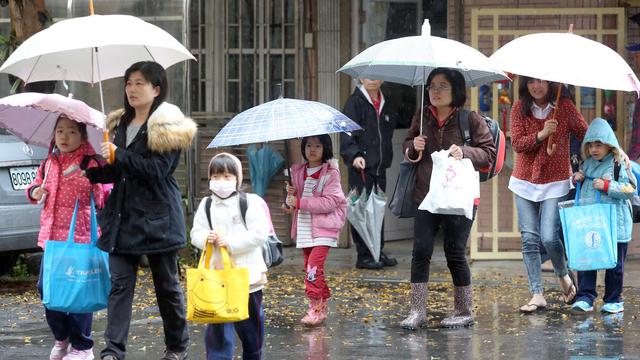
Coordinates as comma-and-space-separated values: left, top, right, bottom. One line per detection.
190, 152, 271, 360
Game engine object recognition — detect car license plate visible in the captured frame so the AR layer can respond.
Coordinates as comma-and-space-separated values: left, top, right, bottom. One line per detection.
9, 166, 39, 190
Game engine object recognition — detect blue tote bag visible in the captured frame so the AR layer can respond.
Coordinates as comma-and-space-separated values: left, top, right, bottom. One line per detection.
42, 194, 110, 313
559, 182, 617, 271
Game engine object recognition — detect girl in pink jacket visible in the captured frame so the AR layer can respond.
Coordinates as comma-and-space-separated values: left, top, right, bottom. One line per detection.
26, 116, 104, 360
284, 134, 347, 326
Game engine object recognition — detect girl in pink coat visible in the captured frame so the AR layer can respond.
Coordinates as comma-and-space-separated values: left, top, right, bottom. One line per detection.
26, 116, 104, 360
284, 134, 347, 326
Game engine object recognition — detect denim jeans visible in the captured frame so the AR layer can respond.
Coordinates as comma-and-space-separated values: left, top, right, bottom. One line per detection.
515, 194, 568, 294
205, 290, 264, 360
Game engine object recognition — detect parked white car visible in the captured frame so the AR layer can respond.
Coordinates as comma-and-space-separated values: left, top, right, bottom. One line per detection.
0, 128, 47, 275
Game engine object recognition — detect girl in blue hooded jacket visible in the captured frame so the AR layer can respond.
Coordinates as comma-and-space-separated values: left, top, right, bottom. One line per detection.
571, 118, 636, 314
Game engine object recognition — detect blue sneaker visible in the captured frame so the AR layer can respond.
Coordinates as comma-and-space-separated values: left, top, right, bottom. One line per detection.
601, 302, 624, 314
571, 300, 594, 313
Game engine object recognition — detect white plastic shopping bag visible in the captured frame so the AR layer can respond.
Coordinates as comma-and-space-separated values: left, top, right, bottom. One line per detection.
419, 150, 479, 219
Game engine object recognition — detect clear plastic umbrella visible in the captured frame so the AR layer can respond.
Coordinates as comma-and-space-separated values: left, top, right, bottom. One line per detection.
338, 19, 509, 162
346, 186, 386, 262
338, 19, 508, 87
207, 98, 362, 148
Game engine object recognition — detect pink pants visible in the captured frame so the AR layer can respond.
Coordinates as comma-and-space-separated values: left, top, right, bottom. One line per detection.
303, 246, 331, 299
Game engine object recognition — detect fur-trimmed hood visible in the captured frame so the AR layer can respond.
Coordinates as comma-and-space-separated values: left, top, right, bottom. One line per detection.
106, 102, 197, 153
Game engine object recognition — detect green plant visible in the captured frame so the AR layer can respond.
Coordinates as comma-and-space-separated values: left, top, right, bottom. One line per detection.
10, 254, 30, 279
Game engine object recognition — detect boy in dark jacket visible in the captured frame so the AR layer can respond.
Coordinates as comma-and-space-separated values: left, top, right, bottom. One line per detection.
341, 79, 404, 269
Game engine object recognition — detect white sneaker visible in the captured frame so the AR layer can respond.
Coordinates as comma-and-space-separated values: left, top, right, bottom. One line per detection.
50, 339, 70, 360
62, 347, 94, 360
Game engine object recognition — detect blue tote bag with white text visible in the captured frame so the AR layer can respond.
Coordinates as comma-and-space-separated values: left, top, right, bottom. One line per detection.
559, 183, 617, 271
42, 194, 110, 313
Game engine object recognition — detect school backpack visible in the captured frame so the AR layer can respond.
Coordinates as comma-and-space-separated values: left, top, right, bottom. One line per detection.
204, 192, 284, 268
614, 162, 640, 223
459, 110, 506, 182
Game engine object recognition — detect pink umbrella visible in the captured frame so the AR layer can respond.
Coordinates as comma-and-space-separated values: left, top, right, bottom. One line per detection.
0, 92, 104, 151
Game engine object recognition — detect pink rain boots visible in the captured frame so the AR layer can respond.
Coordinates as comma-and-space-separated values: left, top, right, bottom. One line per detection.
301, 298, 328, 326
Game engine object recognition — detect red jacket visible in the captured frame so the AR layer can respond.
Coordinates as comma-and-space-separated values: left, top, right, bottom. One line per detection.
510, 98, 588, 185
26, 142, 104, 249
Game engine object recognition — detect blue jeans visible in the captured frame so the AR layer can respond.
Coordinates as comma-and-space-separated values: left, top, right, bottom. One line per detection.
205, 290, 264, 360
515, 195, 569, 294
577, 242, 628, 305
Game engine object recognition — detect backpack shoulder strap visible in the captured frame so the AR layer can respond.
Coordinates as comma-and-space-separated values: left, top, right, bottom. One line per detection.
80, 155, 97, 171
458, 110, 472, 146
238, 191, 248, 229
614, 162, 621, 182
205, 197, 213, 230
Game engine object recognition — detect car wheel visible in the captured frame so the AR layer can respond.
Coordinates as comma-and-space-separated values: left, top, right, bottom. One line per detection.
0, 253, 18, 276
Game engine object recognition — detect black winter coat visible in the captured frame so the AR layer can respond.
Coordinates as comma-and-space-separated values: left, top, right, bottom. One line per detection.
340, 87, 400, 181
86, 102, 197, 254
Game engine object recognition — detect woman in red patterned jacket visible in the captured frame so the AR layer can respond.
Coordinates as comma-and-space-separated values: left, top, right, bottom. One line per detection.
509, 76, 588, 313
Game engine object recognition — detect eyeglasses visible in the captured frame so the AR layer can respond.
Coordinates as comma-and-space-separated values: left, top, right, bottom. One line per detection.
426, 85, 451, 92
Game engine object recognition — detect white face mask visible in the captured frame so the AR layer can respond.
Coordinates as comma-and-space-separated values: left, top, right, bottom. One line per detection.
209, 179, 237, 198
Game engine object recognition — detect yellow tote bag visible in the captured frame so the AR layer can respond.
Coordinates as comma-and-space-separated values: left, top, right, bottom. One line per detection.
187, 244, 250, 323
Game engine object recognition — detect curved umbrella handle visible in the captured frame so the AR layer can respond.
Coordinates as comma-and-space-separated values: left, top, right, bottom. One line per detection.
546, 136, 557, 155
103, 131, 114, 164
405, 148, 423, 163
546, 82, 564, 156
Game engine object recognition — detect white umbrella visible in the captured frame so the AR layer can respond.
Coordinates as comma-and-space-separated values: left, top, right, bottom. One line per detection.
0, 6, 195, 161
489, 25, 640, 154
338, 19, 509, 162
0, 14, 194, 86
489, 30, 640, 93
338, 19, 508, 87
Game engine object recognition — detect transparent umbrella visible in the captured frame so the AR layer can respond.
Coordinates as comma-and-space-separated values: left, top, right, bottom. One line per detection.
346, 186, 386, 262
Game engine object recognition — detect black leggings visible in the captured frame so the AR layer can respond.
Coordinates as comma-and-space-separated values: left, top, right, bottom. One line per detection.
410, 209, 474, 286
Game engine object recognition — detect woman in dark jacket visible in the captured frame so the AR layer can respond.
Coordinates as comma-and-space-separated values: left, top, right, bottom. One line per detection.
400, 68, 496, 330
86, 61, 197, 360
340, 79, 400, 269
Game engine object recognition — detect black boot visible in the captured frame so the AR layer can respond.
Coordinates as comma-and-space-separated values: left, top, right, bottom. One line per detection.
356, 257, 384, 269
379, 252, 398, 267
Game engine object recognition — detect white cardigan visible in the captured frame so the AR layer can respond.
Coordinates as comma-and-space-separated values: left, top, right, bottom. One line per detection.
190, 193, 269, 290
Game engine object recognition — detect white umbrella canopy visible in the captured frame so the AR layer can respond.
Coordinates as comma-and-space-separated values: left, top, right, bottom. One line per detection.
489, 31, 640, 93
338, 19, 509, 86
0, 14, 195, 85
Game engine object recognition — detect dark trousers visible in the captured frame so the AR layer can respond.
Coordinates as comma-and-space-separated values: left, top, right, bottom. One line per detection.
349, 170, 387, 260
37, 261, 93, 350
411, 209, 474, 285
205, 290, 264, 360
101, 251, 189, 360
576, 242, 628, 306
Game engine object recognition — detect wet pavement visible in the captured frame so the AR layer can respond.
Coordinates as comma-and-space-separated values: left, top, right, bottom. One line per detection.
2, 239, 640, 359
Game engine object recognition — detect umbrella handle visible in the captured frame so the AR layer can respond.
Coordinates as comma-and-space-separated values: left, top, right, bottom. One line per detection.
405, 148, 423, 163
546, 136, 557, 155
546, 83, 563, 156
103, 131, 114, 164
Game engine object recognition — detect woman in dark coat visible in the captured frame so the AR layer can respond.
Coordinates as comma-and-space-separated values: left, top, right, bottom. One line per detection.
86, 61, 197, 360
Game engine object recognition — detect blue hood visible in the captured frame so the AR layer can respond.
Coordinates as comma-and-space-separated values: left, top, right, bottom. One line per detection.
581, 118, 621, 160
